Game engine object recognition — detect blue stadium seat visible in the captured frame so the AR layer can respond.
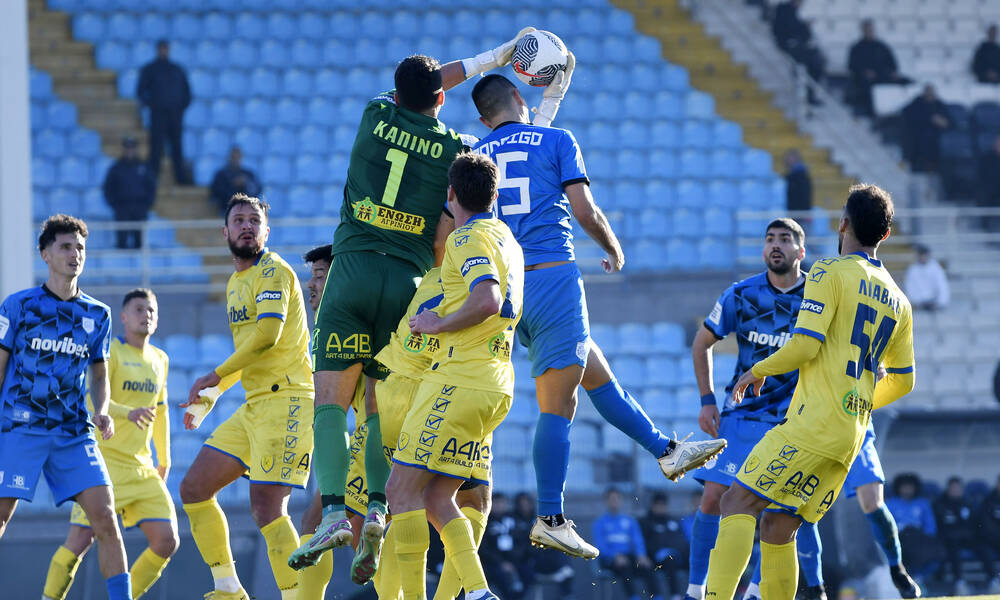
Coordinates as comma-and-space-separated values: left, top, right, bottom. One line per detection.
587, 122, 616, 151
327, 11, 359, 38
643, 179, 675, 208
262, 156, 292, 185
681, 121, 711, 148
282, 69, 314, 97
713, 121, 742, 147
288, 185, 316, 217
608, 9, 636, 34
652, 91, 684, 120
610, 358, 646, 391
420, 11, 450, 34
169, 13, 202, 42
344, 69, 376, 95
661, 65, 690, 92
209, 98, 241, 128
679, 150, 709, 177
68, 129, 101, 158
326, 153, 349, 180
738, 180, 768, 208
634, 37, 662, 62
672, 208, 702, 237
629, 64, 661, 93
30, 70, 53, 100
602, 37, 631, 64
200, 128, 231, 158
685, 91, 715, 119
651, 322, 686, 355
645, 356, 680, 387
95, 41, 130, 72
265, 126, 296, 156
609, 181, 640, 212
232, 13, 265, 39
589, 322, 619, 354
289, 40, 321, 68
587, 151, 614, 180
295, 155, 324, 185
704, 207, 734, 237
266, 12, 296, 40
198, 334, 232, 365
73, 14, 105, 42
767, 179, 786, 208
225, 39, 258, 70
194, 41, 226, 70
452, 10, 483, 33
129, 40, 154, 70
193, 154, 216, 184
353, 38, 387, 68
650, 120, 680, 148
217, 69, 248, 98
575, 9, 604, 35
305, 97, 337, 127
638, 208, 670, 239
618, 322, 652, 355
116, 68, 138, 99
259, 40, 291, 68
106, 13, 138, 40
741, 149, 773, 177
298, 126, 328, 155
699, 239, 733, 269
677, 179, 707, 208
34, 129, 66, 158
313, 69, 344, 98
617, 150, 648, 179
274, 98, 304, 127
248, 69, 279, 97
49, 187, 82, 216
664, 238, 698, 270
203, 12, 233, 39
58, 157, 91, 188
297, 12, 327, 38
710, 149, 741, 177
166, 334, 200, 369
181, 101, 208, 130
189, 69, 218, 98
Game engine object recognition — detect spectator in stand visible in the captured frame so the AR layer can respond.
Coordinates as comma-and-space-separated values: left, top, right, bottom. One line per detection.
973, 24, 1000, 84
138, 39, 192, 185
513, 492, 574, 597
978, 136, 1000, 208
210, 147, 261, 215
593, 488, 659, 600
885, 473, 939, 584
771, 0, 826, 103
978, 475, 1000, 592
480, 493, 525, 599
640, 492, 689, 599
103, 136, 156, 249
934, 476, 996, 595
848, 20, 910, 116
901, 85, 951, 172
784, 148, 813, 213
904, 245, 950, 311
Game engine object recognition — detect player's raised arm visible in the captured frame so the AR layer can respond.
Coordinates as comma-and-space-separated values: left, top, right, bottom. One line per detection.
873, 309, 915, 410
568, 182, 625, 273
442, 27, 537, 91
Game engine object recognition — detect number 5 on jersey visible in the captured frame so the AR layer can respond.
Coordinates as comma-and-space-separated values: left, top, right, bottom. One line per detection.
497, 151, 530, 216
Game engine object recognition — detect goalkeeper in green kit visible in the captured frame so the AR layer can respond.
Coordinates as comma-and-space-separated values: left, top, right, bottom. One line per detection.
288, 29, 536, 583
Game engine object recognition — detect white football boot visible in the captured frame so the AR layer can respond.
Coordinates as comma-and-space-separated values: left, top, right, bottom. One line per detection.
529, 517, 599, 559
658, 433, 728, 482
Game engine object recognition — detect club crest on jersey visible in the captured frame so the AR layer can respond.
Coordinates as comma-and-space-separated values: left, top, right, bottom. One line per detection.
82, 317, 95, 333
800, 299, 825, 314
0, 315, 9, 339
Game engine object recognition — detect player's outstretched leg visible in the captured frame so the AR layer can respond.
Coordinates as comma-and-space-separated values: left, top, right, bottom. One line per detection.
581, 346, 726, 482
856, 482, 920, 598
76, 485, 132, 600
43, 524, 93, 600
296, 492, 334, 600
351, 409, 389, 585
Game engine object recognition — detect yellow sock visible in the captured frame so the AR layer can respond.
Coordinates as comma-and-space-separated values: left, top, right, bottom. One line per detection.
440, 516, 487, 594
260, 515, 300, 594
374, 525, 402, 600
183, 499, 244, 593
393, 509, 430, 600
434, 507, 488, 600
130, 547, 170, 599
43, 545, 81, 600
296, 534, 334, 600
706, 514, 756, 600
760, 540, 799, 600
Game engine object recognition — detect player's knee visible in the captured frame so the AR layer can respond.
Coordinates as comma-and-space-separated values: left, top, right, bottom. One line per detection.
249, 501, 283, 529
700, 485, 726, 515
89, 510, 122, 541
759, 511, 798, 545
150, 531, 179, 558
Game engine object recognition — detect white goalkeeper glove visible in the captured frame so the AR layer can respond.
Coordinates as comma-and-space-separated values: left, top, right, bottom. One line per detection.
532, 51, 576, 127
183, 386, 219, 430
461, 27, 537, 80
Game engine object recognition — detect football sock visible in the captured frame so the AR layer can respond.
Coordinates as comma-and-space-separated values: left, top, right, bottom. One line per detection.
586, 378, 671, 457
314, 403, 350, 515
539, 513, 566, 527
688, 510, 721, 591
261, 515, 300, 594
760, 540, 798, 600
183, 498, 242, 593
435, 507, 488, 600
705, 514, 755, 600
130, 547, 170, 598
364, 413, 390, 507
866, 503, 902, 566
43, 545, 81, 600
296, 534, 334, 600
440, 516, 488, 594
533, 412, 571, 516
797, 520, 824, 586
105, 572, 132, 600
394, 509, 430, 600
374, 525, 402, 600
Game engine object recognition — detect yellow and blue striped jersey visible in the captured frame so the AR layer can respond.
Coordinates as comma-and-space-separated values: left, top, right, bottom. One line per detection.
375, 267, 444, 380
782, 252, 914, 467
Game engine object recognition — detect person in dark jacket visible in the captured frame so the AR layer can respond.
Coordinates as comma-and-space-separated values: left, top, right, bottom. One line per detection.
138, 39, 191, 185
103, 136, 156, 249
934, 476, 995, 594
978, 475, 1000, 592
210, 147, 261, 215
901, 85, 951, 172
640, 492, 688, 598
848, 20, 910, 115
784, 148, 813, 213
885, 473, 940, 584
973, 25, 1000, 83
512, 492, 574, 597
480, 493, 525, 599
771, 0, 826, 99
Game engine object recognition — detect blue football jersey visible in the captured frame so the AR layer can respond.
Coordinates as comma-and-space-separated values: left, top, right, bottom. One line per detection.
704, 271, 806, 421
473, 122, 589, 265
0, 286, 112, 436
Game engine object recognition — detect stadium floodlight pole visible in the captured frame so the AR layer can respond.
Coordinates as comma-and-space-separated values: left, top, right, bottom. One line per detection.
0, 0, 33, 298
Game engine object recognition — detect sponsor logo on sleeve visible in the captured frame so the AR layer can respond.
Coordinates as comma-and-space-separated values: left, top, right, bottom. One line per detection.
800, 299, 825, 314
461, 256, 490, 276
256, 290, 282, 302
708, 301, 723, 325
0, 315, 9, 340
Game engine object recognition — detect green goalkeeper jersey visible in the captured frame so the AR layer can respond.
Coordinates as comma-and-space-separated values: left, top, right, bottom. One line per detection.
330, 90, 474, 273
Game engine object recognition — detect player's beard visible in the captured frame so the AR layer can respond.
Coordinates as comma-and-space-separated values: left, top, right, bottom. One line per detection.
767, 252, 792, 275
228, 234, 262, 260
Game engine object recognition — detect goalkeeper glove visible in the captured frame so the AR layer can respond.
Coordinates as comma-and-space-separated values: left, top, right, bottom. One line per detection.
461, 27, 536, 80
532, 51, 576, 127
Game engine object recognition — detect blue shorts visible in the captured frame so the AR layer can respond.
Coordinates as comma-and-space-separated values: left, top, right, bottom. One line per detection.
518, 262, 590, 378
694, 414, 779, 486
0, 429, 110, 506
842, 426, 884, 497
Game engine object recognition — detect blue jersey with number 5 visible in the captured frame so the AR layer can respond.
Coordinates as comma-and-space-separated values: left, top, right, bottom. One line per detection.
473, 122, 589, 265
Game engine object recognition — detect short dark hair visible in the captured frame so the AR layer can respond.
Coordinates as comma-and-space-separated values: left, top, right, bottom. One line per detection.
224, 193, 270, 225
650, 492, 668, 504
604, 486, 622, 498
395, 55, 443, 113
156, 39, 168, 49
947, 476, 962, 487
448, 153, 499, 214
38, 214, 88, 253
122, 288, 156, 308
472, 74, 518, 120
766, 218, 806, 246
303, 244, 333, 266
844, 184, 893, 247
892, 472, 922, 496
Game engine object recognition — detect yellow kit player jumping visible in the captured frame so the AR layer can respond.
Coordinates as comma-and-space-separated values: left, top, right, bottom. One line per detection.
43, 288, 177, 600
386, 152, 524, 600
181, 194, 315, 600
705, 185, 916, 600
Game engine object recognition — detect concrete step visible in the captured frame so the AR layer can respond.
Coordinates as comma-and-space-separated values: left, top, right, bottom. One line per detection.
32, 52, 94, 72
45, 68, 116, 85
77, 108, 140, 131
30, 39, 92, 55
51, 80, 119, 100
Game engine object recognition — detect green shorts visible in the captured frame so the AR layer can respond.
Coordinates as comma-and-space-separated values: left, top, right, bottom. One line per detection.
313, 251, 422, 379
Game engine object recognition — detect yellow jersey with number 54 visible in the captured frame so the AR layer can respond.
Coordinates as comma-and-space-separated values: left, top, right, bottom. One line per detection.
783, 252, 914, 467
422, 214, 524, 395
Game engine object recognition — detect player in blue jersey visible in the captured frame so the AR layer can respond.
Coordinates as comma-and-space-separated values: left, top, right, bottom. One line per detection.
471, 72, 725, 558
0, 215, 133, 600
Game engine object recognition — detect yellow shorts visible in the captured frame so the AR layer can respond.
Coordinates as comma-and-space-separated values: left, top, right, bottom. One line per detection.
70, 461, 175, 530
735, 428, 848, 523
392, 380, 509, 486
206, 394, 314, 488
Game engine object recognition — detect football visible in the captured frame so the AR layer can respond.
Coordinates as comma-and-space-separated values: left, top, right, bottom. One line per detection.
511, 30, 569, 87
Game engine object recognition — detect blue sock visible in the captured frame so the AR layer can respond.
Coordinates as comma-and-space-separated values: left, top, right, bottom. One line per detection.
866, 503, 902, 566
798, 520, 824, 586
534, 412, 571, 516
586, 378, 670, 457
106, 572, 132, 600
750, 545, 762, 584
688, 510, 720, 586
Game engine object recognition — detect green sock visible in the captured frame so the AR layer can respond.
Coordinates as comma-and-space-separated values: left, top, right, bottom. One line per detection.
314, 404, 350, 514
364, 413, 390, 507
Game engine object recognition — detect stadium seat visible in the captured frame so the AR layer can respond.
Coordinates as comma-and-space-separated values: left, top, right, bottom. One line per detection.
194, 41, 226, 70
225, 39, 258, 70
262, 156, 292, 185
72, 13, 106, 42
30, 70, 53, 100
203, 12, 233, 39
741, 149, 773, 177
274, 98, 304, 127
68, 129, 101, 158
259, 39, 291, 68
676, 179, 707, 208
295, 155, 324, 185
200, 128, 231, 158
298, 125, 329, 155
168, 13, 202, 41
165, 334, 200, 369
210, 98, 242, 129
189, 69, 218, 98
685, 91, 715, 120
282, 69, 314, 97
232, 13, 265, 39
618, 323, 652, 355
58, 157, 91, 188
34, 129, 67, 159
